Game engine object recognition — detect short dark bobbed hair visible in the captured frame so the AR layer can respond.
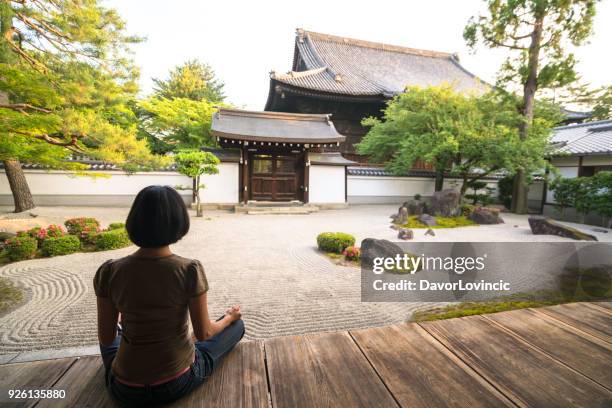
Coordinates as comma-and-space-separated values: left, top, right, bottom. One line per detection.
126, 185, 190, 248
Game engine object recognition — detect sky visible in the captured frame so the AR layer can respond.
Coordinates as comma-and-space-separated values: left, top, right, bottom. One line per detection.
105, 0, 612, 110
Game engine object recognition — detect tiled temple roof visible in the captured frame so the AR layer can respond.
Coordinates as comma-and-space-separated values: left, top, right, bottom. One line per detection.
552, 119, 612, 156
211, 108, 345, 144
268, 29, 489, 99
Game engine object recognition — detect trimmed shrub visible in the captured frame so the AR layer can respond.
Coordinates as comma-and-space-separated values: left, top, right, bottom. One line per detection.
343, 246, 361, 262
95, 228, 131, 250
65, 217, 101, 240
460, 204, 476, 216
108, 222, 125, 230
41, 235, 81, 257
317, 232, 356, 254
4, 236, 37, 261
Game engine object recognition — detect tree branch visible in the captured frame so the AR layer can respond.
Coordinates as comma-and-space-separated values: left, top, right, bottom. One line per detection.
0, 103, 52, 114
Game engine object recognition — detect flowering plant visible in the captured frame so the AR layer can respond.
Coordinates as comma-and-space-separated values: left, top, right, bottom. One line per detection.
342, 246, 361, 262
46, 224, 65, 239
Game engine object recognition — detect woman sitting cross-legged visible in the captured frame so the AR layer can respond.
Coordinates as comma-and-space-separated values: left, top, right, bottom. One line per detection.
94, 185, 244, 407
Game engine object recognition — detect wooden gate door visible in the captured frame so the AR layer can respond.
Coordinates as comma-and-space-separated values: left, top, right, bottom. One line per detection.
250, 153, 302, 201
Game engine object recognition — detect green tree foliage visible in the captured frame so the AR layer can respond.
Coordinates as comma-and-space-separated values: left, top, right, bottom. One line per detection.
152, 59, 225, 102
138, 59, 226, 154
137, 97, 218, 154
357, 85, 558, 198
0, 0, 167, 212
551, 172, 612, 225
174, 150, 220, 217
465, 0, 599, 214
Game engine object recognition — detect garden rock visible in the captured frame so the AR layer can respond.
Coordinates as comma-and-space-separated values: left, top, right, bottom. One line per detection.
468, 208, 504, 225
0, 231, 16, 249
361, 239, 404, 269
429, 189, 460, 217
391, 207, 409, 225
418, 214, 437, 227
528, 216, 597, 241
406, 200, 426, 216
397, 228, 413, 240
425, 228, 436, 236
0, 231, 16, 241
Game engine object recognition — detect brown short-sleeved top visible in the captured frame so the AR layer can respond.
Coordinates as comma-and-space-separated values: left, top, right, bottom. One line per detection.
94, 254, 208, 384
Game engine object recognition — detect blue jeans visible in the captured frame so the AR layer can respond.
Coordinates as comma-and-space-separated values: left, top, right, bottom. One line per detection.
100, 317, 245, 407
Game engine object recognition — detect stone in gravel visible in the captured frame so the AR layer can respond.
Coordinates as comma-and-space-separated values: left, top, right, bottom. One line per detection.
418, 214, 437, 227
468, 208, 504, 225
406, 200, 426, 216
592, 228, 608, 233
0, 231, 16, 241
429, 189, 460, 217
397, 228, 413, 240
425, 228, 436, 236
392, 207, 408, 225
361, 239, 404, 269
528, 216, 597, 241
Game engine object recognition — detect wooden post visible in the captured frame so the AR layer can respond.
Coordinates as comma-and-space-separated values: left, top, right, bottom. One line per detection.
303, 151, 310, 203
242, 144, 249, 204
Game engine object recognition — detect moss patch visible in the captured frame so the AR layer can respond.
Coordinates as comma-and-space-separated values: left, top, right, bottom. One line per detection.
0, 277, 23, 315
412, 288, 612, 322
321, 251, 360, 267
401, 215, 477, 229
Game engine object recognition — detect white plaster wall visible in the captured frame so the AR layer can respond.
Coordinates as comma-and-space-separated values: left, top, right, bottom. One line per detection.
347, 175, 499, 204
309, 165, 346, 203
199, 163, 239, 203
348, 176, 436, 199
0, 163, 239, 205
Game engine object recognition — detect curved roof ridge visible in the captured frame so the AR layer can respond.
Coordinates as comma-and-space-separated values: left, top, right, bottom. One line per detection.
271, 66, 328, 80
299, 28, 453, 59
217, 107, 331, 122
554, 118, 612, 131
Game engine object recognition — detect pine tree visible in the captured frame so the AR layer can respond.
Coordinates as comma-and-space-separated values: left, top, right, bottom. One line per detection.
0, 0, 166, 212
465, 0, 598, 213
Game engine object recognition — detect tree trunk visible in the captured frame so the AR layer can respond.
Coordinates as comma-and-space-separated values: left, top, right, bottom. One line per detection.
3, 159, 35, 212
511, 14, 545, 214
194, 176, 202, 217
434, 167, 445, 191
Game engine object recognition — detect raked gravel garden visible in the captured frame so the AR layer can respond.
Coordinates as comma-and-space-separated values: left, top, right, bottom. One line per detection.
0, 204, 610, 360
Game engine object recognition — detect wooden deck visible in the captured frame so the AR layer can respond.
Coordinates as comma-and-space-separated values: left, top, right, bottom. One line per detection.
1, 302, 611, 407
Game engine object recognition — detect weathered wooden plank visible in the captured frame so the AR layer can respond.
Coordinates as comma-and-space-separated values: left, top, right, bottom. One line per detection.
537, 302, 612, 342
592, 301, 612, 310
420, 315, 612, 407
35, 356, 116, 408
265, 331, 398, 408
484, 308, 612, 388
0, 358, 75, 408
168, 340, 268, 408
350, 323, 515, 407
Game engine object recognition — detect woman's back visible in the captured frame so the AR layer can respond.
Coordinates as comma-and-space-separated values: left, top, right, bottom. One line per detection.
94, 254, 208, 383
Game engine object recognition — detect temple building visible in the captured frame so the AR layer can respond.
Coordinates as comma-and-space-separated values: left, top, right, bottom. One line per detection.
265, 29, 489, 159
211, 108, 353, 204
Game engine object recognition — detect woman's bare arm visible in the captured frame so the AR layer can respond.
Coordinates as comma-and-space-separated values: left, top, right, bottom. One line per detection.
96, 296, 119, 346
189, 293, 240, 341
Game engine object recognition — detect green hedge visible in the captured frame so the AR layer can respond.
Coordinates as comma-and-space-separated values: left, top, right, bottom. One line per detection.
4, 236, 37, 261
41, 235, 81, 257
551, 171, 612, 219
108, 222, 125, 230
95, 228, 131, 250
317, 232, 356, 254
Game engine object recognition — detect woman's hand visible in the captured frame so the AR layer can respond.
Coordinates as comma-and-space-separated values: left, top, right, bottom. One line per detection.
226, 305, 242, 322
